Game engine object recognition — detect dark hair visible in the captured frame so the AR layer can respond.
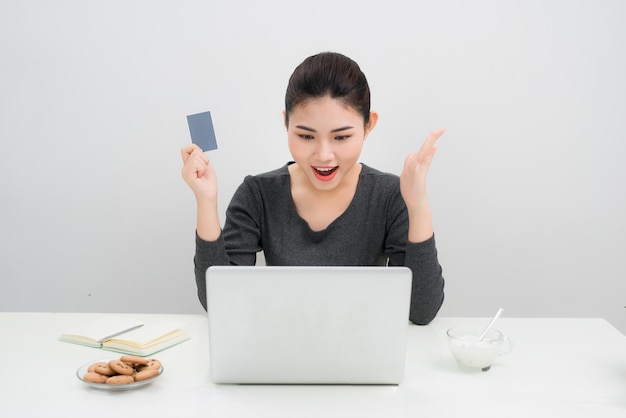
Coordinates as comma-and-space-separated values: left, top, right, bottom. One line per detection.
284, 52, 371, 126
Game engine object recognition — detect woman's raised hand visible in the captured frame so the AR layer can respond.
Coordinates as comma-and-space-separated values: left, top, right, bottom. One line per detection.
400, 128, 445, 243
181, 144, 218, 204
400, 128, 445, 210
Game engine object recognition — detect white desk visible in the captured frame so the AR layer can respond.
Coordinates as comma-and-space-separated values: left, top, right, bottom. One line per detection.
1, 313, 624, 417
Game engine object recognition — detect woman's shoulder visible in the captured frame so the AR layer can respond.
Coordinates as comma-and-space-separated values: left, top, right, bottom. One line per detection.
243, 163, 290, 181
239, 163, 291, 196
356, 164, 403, 209
231, 164, 291, 205
359, 163, 400, 184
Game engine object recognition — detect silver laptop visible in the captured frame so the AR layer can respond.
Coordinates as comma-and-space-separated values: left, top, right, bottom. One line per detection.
205, 265, 412, 385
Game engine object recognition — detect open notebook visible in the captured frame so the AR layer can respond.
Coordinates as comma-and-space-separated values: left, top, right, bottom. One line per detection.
60, 317, 189, 356
205, 265, 412, 384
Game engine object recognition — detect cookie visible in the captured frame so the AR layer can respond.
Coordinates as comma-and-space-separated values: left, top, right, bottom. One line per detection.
134, 368, 159, 381
83, 371, 108, 383
108, 359, 134, 376
106, 375, 134, 385
81, 356, 162, 386
92, 362, 116, 376
143, 359, 162, 370
120, 355, 148, 366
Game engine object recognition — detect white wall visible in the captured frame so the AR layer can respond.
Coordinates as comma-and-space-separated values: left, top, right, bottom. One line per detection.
1, 1, 625, 333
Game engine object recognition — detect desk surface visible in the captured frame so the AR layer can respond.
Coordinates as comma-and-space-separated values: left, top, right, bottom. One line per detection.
1, 312, 624, 417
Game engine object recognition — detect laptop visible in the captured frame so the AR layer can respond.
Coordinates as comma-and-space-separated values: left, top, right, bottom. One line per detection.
205, 265, 412, 385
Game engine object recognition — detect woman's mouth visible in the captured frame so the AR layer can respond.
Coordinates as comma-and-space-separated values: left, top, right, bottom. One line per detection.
312, 166, 338, 181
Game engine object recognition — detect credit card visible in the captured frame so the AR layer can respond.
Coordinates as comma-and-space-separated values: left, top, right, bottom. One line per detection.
187, 111, 218, 151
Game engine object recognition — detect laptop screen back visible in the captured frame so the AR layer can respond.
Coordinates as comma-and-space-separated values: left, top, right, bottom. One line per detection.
206, 266, 412, 384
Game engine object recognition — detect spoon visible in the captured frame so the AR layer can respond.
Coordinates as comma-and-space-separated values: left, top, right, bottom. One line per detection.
479, 308, 503, 341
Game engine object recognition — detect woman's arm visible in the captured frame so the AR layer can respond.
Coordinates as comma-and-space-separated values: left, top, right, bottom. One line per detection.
397, 128, 446, 324
400, 128, 445, 243
386, 195, 444, 325
180, 144, 221, 241
191, 177, 263, 310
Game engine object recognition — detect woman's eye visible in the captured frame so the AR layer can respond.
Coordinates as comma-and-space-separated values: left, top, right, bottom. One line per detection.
299, 134, 314, 140
335, 135, 350, 141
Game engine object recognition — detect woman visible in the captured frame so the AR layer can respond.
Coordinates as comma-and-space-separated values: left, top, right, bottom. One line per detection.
181, 52, 445, 325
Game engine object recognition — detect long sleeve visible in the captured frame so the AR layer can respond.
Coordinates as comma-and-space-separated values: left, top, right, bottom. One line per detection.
191, 163, 444, 323
401, 236, 445, 325
194, 233, 229, 310
383, 178, 444, 325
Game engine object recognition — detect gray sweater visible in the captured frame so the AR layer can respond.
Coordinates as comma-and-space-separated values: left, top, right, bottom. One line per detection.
194, 163, 444, 324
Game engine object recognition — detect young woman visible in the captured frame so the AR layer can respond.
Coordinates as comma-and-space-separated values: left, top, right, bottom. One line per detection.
181, 52, 445, 325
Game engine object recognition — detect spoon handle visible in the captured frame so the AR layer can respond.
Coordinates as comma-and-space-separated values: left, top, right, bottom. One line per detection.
479, 308, 503, 340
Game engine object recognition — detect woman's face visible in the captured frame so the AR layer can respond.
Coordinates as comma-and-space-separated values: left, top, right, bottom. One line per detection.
286, 96, 376, 192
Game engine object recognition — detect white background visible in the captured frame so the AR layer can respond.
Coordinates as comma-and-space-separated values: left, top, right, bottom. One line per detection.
1, 0, 624, 333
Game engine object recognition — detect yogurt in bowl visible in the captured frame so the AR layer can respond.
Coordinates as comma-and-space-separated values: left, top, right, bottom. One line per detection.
447, 327, 513, 372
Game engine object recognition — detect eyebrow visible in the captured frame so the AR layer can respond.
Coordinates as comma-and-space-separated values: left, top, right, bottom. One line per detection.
294, 125, 355, 133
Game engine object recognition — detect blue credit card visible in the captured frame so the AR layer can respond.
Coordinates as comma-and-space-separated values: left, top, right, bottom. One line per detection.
187, 111, 218, 151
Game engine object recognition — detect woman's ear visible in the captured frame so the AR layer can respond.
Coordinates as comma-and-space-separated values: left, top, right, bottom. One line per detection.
364, 111, 378, 138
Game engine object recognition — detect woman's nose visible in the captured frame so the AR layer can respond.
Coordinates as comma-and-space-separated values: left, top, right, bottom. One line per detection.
315, 139, 335, 161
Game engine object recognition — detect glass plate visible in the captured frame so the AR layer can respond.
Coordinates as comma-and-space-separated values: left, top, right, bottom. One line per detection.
76, 358, 163, 391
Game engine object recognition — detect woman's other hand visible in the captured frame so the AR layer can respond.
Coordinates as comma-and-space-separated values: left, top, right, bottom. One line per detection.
400, 128, 445, 242
181, 144, 218, 204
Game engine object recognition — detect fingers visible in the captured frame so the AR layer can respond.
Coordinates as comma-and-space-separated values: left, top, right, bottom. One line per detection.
180, 144, 206, 163
402, 128, 445, 185
405, 129, 444, 167
181, 144, 211, 181
402, 151, 419, 174
426, 128, 446, 146
417, 128, 445, 158
413, 128, 444, 168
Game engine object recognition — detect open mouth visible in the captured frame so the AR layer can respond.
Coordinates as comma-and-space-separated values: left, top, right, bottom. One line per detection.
312, 166, 338, 181
314, 167, 337, 176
